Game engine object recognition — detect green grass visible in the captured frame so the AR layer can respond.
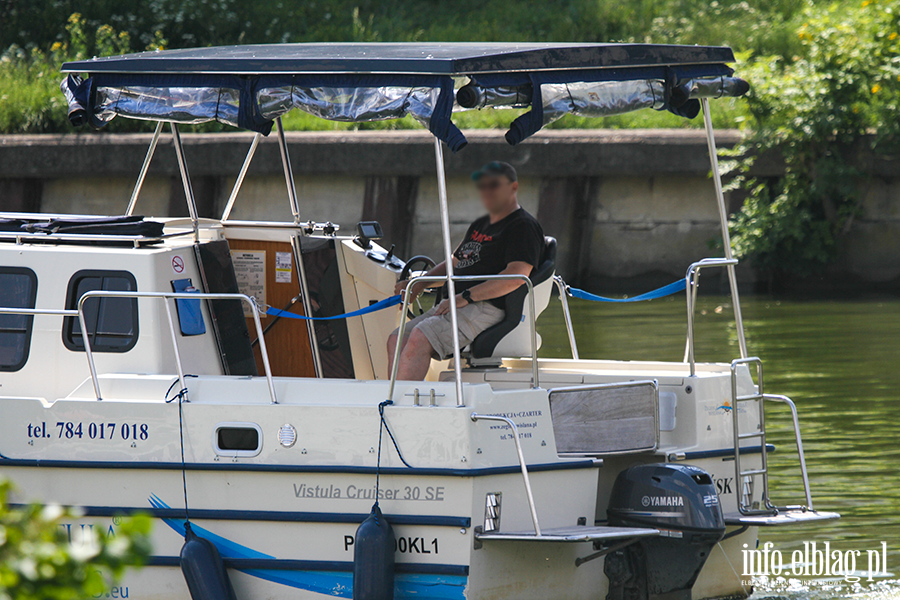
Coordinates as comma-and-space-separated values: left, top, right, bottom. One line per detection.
0, 0, 815, 134
0, 50, 70, 134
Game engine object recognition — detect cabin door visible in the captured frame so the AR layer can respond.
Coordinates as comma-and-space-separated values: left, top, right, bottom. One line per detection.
224, 233, 317, 378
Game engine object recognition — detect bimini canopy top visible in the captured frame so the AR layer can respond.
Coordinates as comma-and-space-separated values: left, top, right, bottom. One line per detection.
60, 42, 748, 151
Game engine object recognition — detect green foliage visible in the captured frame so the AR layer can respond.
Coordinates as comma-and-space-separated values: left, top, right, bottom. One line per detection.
0, 47, 70, 134
727, 0, 900, 277
646, 0, 811, 60
0, 478, 151, 600
0, 14, 152, 134
0, 0, 810, 134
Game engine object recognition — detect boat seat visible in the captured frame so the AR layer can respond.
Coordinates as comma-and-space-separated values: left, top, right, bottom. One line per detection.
464, 237, 556, 367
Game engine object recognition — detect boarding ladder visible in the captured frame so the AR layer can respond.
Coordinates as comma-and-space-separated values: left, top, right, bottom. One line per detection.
727, 358, 839, 525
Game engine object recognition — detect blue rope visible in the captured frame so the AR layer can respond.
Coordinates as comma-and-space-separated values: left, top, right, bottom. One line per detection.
568, 279, 686, 303
265, 294, 401, 321
378, 400, 411, 469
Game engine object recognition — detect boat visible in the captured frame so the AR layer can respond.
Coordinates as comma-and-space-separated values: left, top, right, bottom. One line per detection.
0, 42, 838, 600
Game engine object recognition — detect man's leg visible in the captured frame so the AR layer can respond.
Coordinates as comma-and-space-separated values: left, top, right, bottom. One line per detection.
386, 330, 401, 376
396, 328, 438, 381
393, 303, 506, 381
386, 307, 436, 377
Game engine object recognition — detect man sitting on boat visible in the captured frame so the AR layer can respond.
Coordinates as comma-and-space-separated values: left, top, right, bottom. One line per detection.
388, 161, 544, 380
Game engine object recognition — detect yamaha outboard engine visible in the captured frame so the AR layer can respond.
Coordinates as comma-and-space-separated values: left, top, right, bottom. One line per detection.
606, 463, 725, 600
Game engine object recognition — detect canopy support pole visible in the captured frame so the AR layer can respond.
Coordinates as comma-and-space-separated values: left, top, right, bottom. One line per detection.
433, 138, 464, 406
290, 233, 324, 379
275, 117, 301, 224
221, 132, 262, 221
126, 121, 163, 216
700, 98, 747, 359
170, 122, 200, 243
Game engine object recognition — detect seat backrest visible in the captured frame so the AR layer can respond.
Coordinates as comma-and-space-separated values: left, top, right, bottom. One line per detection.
468, 237, 556, 360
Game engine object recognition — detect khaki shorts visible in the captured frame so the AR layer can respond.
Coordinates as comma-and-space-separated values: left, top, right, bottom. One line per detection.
396, 302, 505, 359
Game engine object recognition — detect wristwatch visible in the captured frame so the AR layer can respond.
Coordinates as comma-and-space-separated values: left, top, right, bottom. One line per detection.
461, 289, 473, 304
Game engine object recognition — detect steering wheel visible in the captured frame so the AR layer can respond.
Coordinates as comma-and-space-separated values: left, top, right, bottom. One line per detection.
399, 255, 436, 282
398, 255, 437, 317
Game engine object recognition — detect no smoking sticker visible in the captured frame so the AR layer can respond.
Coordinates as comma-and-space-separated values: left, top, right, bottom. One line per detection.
172, 256, 185, 273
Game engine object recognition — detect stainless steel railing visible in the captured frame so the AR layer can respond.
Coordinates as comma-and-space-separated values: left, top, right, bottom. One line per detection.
0, 292, 276, 403
388, 273, 539, 406
75, 291, 276, 404
730, 357, 815, 515
554, 259, 738, 369
0, 229, 195, 248
730, 357, 772, 514
684, 257, 738, 376
552, 275, 580, 360
470, 413, 542, 536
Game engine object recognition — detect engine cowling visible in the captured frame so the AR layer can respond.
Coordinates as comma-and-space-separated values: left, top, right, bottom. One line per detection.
605, 463, 726, 600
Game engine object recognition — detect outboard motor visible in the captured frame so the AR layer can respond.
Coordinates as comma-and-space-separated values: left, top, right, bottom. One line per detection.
606, 463, 725, 600
180, 522, 238, 600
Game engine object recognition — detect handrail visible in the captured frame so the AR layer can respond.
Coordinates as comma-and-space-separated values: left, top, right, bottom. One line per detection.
470, 413, 542, 536
730, 357, 772, 515
552, 275, 579, 360
387, 273, 539, 406
219, 219, 340, 233
684, 257, 738, 376
0, 229, 194, 248
0, 308, 94, 396
763, 393, 814, 510
730, 357, 815, 514
0, 211, 109, 220
76, 291, 277, 404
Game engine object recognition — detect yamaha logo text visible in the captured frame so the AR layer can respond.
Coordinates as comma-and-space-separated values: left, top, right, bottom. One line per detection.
641, 495, 685, 507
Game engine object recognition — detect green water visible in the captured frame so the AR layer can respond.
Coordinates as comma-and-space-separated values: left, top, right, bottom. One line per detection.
537, 294, 900, 599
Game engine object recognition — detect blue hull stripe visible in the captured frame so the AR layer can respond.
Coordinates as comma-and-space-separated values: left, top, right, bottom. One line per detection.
147, 495, 467, 599
682, 444, 775, 460
7, 503, 470, 528
146, 555, 469, 576
0, 453, 595, 477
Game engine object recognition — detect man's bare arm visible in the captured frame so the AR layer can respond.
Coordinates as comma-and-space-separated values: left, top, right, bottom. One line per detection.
464, 261, 534, 302
432, 261, 534, 315
394, 257, 460, 299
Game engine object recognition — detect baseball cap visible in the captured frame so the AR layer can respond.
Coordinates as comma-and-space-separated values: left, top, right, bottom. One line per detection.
471, 161, 517, 183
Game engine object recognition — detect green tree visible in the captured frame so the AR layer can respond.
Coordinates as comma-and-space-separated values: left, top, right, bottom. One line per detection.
728, 0, 900, 280
0, 478, 151, 600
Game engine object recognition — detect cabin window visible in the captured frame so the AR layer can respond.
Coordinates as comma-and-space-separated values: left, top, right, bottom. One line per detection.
0, 267, 38, 371
214, 423, 262, 457
63, 270, 139, 353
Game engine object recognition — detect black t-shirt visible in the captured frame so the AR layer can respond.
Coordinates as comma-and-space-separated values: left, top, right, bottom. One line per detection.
453, 207, 544, 308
